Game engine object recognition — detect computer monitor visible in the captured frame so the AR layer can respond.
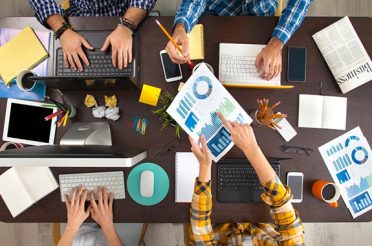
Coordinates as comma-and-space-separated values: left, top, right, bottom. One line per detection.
0, 122, 147, 167
0, 145, 147, 167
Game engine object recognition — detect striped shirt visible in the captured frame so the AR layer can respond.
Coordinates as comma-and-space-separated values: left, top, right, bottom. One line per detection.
174, 0, 313, 44
29, 0, 155, 24
189, 175, 305, 245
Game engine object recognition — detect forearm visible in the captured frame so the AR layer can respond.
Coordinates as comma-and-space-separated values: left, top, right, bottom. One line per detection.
29, 0, 64, 25
273, 0, 313, 44
102, 225, 123, 246
57, 225, 79, 246
123, 7, 147, 27
174, 0, 206, 32
243, 146, 276, 184
198, 165, 211, 182
46, 14, 66, 32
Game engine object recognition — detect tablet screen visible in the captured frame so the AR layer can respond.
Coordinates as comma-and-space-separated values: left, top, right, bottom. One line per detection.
7, 103, 54, 144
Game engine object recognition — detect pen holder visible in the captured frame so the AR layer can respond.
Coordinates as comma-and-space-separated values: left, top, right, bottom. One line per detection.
16, 70, 37, 91
67, 104, 77, 119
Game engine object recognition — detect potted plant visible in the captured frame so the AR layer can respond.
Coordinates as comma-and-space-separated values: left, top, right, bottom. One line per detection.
152, 91, 182, 138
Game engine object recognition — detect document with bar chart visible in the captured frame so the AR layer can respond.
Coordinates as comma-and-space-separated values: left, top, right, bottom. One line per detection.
319, 127, 372, 218
167, 63, 252, 162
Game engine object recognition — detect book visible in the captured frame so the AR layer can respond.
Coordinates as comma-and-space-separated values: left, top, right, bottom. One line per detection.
298, 94, 347, 130
0, 167, 58, 217
0, 26, 49, 85
313, 16, 372, 94
187, 24, 204, 60
175, 152, 199, 203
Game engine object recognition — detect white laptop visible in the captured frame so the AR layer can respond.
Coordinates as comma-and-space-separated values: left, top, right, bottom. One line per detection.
219, 43, 281, 86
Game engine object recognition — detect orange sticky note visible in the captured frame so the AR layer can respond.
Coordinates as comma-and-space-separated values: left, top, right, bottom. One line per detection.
139, 84, 161, 106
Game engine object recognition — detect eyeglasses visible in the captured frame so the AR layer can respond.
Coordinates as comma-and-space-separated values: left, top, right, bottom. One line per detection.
154, 137, 183, 157
281, 145, 313, 156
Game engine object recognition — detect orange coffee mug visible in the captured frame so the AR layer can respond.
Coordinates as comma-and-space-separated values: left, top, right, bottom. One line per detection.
312, 180, 340, 208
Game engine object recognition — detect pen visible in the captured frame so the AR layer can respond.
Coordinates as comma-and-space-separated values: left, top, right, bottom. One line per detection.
155, 19, 195, 70
44, 110, 63, 121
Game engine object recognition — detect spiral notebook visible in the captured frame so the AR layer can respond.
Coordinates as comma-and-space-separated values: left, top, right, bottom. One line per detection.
187, 24, 204, 60
175, 152, 199, 203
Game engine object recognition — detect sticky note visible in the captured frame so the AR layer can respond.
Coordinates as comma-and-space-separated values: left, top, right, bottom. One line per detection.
139, 84, 161, 106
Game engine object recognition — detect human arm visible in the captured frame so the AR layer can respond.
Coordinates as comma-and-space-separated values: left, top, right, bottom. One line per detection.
166, 0, 207, 64
58, 186, 90, 246
102, 0, 155, 69
188, 136, 215, 245
255, 0, 313, 81
218, 113, 305, 244
90, 187, 123, 246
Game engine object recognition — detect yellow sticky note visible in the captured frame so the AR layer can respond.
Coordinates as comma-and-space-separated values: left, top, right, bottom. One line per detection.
139, 84, 161, 106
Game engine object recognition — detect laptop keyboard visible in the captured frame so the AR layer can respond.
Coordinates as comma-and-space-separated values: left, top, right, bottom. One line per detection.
218, 164, 280, 192
219, 55, 259, 81
56, 49, 134, 77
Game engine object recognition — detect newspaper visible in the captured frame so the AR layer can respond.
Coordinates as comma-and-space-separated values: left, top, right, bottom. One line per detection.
313, 16, 372, 94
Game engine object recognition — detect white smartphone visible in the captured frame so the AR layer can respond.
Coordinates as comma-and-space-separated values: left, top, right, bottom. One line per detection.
286, 172, 304, 203
160, 50, 182, 82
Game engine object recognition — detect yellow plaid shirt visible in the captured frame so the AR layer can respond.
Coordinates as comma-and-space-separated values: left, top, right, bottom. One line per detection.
189, 176, 305, 245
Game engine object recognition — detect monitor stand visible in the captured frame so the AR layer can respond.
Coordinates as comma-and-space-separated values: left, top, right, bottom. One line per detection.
60, 122, 112, 146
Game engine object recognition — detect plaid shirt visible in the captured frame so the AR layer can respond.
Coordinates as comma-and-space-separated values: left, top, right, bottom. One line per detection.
29, 0, 155, 24
174, 0, 313, 44
190, 176, 305, 245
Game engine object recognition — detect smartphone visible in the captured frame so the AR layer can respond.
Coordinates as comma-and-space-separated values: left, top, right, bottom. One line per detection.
287, 47, 307, 82
160, 50, 182, 82
287, 172, 304, 203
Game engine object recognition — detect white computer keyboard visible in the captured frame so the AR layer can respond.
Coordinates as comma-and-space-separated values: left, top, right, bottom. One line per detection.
220, 55, 260, 80
59, 171, 125, 202
219, 43, 281, 85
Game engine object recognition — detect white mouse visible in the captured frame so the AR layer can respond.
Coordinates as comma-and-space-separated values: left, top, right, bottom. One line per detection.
140, 170, 154, 197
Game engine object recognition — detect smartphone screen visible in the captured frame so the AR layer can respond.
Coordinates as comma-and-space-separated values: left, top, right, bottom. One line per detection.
287, 174, 303, 201
287, 47, 306, 82
160, 52, 181, 80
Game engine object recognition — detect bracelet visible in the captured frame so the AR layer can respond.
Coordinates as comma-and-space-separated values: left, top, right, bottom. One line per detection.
54, 22, 72, 40
119, 17, 136, 33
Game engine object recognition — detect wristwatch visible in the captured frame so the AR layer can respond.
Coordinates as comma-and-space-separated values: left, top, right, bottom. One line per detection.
119, 17, 136, 33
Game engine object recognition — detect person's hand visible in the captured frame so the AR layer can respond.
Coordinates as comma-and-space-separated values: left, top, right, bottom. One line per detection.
189, 135, 212, 169
101, 25, 133, 69
90, 187, 114, 231
255, 37, 283, 81
165, 23, 189, 64
218, 112, 260, 156
63, 185, 90, 232
60, 29, 93, 72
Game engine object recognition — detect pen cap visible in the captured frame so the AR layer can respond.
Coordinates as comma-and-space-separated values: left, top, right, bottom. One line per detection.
16, 70, 36, 91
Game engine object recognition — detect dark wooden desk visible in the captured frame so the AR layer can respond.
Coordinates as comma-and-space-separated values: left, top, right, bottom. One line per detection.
1, 16, 372, 223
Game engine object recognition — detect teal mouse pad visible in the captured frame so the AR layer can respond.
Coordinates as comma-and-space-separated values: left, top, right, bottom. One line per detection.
127, 162, 169, 206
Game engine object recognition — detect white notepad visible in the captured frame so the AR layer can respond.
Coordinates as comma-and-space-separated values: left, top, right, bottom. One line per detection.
175, 152, 199, 203
0, 167, 58, 217
298, 94, 347, 130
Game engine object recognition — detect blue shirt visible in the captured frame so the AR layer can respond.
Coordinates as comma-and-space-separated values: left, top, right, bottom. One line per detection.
29, 0, 155, 24
174, 0, 313, 44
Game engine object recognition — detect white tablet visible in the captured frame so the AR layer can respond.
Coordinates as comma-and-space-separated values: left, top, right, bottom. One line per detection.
3, 98, 57, 146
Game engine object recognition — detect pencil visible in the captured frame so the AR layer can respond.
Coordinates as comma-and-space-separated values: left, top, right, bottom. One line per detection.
44, 110, 63, 121
155, 19, 195, 69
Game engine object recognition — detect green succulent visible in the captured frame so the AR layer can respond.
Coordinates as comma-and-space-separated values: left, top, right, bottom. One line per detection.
152, 91, 182, 139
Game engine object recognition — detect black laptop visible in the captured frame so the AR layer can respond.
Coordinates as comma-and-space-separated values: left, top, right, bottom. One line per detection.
217, 158, 283, 203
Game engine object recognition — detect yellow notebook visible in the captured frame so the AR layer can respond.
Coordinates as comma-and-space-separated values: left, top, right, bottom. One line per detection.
0, 26, 49, 84
187, 24, 204, 60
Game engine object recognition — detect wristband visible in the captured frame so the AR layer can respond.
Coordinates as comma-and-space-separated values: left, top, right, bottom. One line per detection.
119, 17, 136, 33
54, 22, 72, 40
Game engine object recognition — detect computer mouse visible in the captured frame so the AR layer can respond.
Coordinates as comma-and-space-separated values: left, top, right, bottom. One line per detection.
140, 170, 154, 197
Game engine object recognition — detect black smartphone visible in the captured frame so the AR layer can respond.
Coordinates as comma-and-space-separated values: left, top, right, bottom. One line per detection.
287, 46, 307, 82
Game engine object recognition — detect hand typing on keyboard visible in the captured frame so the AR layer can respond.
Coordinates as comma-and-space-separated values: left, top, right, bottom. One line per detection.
61, 185, 123, 245
101, 25, 133, 69
255, 37, 284, 81
60, 29, 94, 72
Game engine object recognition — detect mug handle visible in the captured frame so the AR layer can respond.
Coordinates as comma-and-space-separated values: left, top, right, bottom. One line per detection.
329, 201, 338, 208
